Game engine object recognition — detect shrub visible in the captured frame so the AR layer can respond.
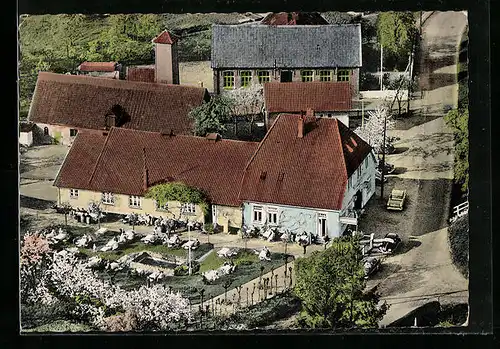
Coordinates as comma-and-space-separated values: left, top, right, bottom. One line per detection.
174, 265, 189, 276
21, 300, 76, 329
448, 214, 469, 278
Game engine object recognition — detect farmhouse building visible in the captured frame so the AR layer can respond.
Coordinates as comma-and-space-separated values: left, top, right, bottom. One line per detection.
53, 127, 258, 233
263, 81, 353, 128
238, 114, 376, 240
259, 12, 329, 25
19, 122, 35, 147
211, 24, 362, 94
77, 61, 121, 79
27, 72, 209, 145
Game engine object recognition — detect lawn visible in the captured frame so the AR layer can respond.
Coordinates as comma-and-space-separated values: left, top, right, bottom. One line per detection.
95, 249, 292, 305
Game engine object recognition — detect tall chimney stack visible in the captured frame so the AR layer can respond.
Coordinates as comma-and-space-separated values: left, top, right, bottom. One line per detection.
297, 114, 305, 139
152, 30, 180, 85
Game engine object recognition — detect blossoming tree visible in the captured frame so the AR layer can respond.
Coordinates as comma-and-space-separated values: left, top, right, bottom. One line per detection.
354, 105, 395, 154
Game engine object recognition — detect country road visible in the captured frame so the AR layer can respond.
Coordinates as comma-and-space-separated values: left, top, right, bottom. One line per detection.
370, 11, 469, 327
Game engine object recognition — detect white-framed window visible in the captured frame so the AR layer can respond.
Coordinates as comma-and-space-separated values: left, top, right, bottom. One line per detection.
69, 189, 79, 199
253, 205, 263, 223
155, 200, 168, 211
181, 203, 196, 214
101, 192, 114, 205
257, 70, 271, 84
319, 70, 333, 82
129, 195, 142, 208
240, 71, 252, 87
223, 71, 235, 89
318, 213, 327, 237
267, 206, 278, 225
337, 69, 351, 82
301, 70, 314, 82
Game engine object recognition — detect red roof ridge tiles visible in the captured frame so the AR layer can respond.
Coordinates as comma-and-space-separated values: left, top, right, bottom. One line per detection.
152, 30, 178, 44
78, 62, 117, 72
264, 81, 353, 113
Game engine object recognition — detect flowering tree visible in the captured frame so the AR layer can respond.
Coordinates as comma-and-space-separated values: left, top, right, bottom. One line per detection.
20, 232, 54, 304
354, 105, 395, 154
226, 82, 264, 134
30, 251, 191, 331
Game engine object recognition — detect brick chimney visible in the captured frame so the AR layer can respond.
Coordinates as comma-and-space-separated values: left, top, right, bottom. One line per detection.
152, 30, 180, 85
297, 114, 305, 139
142, 148, 149, 192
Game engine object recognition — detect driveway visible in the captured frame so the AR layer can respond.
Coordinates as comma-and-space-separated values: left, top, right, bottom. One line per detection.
360, 11, 468, 327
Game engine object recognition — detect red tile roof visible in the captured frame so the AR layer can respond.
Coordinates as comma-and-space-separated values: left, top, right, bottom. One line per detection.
28, 72, 209, 135
78, 62, 117, 72
152, 30, 178, 44
238, 115, 372, 210
126, 67, 155, 83
54, 128, 259, 207
260, 12, 329, 25
264, 81, 353, 113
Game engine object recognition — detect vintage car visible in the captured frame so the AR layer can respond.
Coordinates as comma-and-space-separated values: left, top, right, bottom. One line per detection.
387, 189, 407, 211
363, 256, 381, 279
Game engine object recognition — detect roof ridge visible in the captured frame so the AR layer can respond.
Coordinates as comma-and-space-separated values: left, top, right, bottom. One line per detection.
334, 119, 349, 208
88, 128, 113, 187
37, 72, 206, 91
237, 113, 283, 201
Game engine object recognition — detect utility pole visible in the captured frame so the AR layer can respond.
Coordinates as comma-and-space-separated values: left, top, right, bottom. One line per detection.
361, 97, 365, 128
380, 110, 387, 199
188, 222, 192, 275
380, 44, 384, 90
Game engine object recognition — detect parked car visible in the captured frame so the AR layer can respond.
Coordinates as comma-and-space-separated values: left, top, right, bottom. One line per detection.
363, 256, 381, 279
378, 161, 395, 175
387, 189, 407, 211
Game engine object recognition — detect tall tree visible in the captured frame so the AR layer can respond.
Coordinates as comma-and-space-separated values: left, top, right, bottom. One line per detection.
377, 12, 417, 57
294, 236, 387, 329
189, 95, 234, 136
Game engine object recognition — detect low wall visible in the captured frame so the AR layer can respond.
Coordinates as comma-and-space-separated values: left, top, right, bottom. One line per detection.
360, 90, 409, 100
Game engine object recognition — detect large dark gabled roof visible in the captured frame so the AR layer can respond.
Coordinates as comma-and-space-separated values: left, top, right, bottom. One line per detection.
238, 115, 372, 211
211, 24, 362, 69
28, 72, 209, 135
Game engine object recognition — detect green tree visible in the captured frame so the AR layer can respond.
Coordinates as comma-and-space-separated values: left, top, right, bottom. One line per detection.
377, 12, 417, 57
445, 108, 469, 192
145, 182, 209, 215
294, 236, 387, 329
189, 95, 234, 136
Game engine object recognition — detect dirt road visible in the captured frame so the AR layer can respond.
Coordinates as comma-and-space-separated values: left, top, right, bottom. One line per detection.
367, 11, 469, 326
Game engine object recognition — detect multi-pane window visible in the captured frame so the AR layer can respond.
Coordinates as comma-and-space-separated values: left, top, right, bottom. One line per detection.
318, 213, 327, 237
70, 129, 78, 137
257, 71, 270, 84
240, 71, 252, 87
253, 205, 263, 223
319, 70, 333, 82
337, 69, 351, 82
223, 71, 235, 89
181, 203, 196, 214
155, 200, 168, 211
101, 192, 114, 205
129, 195, 142, 208
267, 207, 278, 225
301, 70, 314, 82
70, 189, 79, 199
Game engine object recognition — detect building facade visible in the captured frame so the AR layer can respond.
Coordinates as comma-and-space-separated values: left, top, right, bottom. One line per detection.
211, 24, 362, 95
238, 114, 375, 239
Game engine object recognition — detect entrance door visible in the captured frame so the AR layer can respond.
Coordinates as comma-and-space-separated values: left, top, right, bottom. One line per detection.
317, 213, 327, 237
211, 205, 217, 224
354, 191, 363, 210
280, 71, 292, 82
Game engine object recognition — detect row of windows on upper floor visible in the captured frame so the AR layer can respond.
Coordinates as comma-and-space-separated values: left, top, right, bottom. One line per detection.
68, 190, 196, 214
222, 69, 352, 89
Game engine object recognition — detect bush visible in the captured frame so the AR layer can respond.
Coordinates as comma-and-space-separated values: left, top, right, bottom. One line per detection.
174, 265, 189, 276
448, 214, 469, 278
21, 300, 77, 329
